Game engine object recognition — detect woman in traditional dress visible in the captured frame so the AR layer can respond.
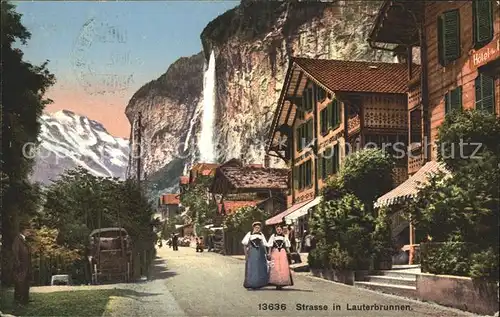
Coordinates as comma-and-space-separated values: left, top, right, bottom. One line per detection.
242, 221, 269, 289
267, 224, 294, 289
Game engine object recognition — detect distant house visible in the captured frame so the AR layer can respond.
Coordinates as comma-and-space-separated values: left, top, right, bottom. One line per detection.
189, 163, 219, 184
156, 193, 180, 222
211, 158, 288, 218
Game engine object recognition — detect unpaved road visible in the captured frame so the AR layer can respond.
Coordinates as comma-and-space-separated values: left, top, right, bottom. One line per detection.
30, 245, 482, 317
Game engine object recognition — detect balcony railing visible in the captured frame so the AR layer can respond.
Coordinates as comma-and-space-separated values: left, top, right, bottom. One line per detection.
408, 143, 424, 175
393, 165, 408, 186
347, 114, 360, 135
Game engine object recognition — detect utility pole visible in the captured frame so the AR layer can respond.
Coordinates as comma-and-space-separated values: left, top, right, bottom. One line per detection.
136, 111, 142, 185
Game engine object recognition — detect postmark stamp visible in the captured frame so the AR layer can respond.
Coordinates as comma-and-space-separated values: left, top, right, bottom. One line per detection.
71, 16, 142, 97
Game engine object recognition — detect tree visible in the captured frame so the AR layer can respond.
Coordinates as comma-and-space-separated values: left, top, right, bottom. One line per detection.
1, 0, 55, 285
39, 167, 155, 251
408, 110, 499, 279
309, 148, 395, 270
179, 175, 218, 232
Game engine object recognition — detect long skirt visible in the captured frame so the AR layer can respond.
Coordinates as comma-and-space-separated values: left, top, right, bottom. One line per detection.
243, 246, 269, 289
268, 248, 293, 286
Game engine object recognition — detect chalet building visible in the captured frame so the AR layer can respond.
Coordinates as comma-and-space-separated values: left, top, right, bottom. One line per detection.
368, 0, 499, 263
188, 162, 219, 184
265, 57, 415, 236
156, 193, 180, 222
211, 158, 288, 217
211, 158, 288, 255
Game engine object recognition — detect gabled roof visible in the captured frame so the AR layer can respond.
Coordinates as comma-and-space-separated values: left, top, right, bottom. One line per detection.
293, 58, 417, 94
217, 200, 257, 214
216, 166, 288, 191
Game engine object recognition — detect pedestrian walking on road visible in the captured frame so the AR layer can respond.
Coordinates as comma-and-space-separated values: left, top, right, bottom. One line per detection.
172, 234, 179, 251
12, 221, 33, 306
242, 221, 269, 290
267, 225, 293, 289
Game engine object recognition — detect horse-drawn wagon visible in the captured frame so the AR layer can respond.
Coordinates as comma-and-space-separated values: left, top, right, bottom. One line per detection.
88, 227, 132, 284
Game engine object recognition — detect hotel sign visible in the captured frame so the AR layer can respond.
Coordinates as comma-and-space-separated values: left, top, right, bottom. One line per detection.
469, 36, 500, 70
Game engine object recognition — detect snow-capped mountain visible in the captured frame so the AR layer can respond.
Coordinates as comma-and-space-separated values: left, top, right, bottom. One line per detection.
30, 110, 130, 184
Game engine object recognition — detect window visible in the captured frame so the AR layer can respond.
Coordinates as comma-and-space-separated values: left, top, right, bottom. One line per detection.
473, 0, 494, 49
315, 85, 327, 103
294, 160, 312, 190
320, 99, 341, 135
318, 143, 340, 180
438, 9, 461, 66
296, 120, 313, 151
475, 73, 495, 113
444, 86, 463, 114
302, 84, 314, 113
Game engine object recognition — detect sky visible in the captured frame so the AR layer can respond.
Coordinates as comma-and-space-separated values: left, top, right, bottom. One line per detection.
14, 1, 238, 138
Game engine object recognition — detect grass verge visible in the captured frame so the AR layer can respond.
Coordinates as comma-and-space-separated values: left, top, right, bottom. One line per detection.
0, 288, 139, 316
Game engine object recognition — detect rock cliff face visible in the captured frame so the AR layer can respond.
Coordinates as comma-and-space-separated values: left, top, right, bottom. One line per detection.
125, 52, 204, 194
126, 1, 394, 194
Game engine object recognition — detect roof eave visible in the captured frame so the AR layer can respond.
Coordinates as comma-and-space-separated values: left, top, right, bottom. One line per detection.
267, 59, 295, 152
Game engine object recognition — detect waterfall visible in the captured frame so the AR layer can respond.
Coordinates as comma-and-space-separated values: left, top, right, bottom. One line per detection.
198, 50, 216, 163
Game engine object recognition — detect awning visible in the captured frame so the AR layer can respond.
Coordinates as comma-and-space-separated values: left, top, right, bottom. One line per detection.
284, 196, 323, 224
265, 198, 314, 226
374, 161, 449, 208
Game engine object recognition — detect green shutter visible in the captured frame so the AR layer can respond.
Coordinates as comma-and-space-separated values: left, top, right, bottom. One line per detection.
451, 86, 462, 111
307, 120, 313, 145
445, 93, 451, 114
476, 74, 495, 113
335, 100, 341, 126
473, 0, 494, 47
439, 9, 461, 65
438, 15, 445, 65
296, 126, 301, 151
317, 153, 324, 179
333, 144, 340, 173
320, 109, 325, 135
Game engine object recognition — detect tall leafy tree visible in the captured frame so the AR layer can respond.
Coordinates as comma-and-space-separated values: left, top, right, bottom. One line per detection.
1, 1, 55, 285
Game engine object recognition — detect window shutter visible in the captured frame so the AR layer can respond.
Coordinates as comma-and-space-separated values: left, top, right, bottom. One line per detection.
473, 0, 494, 46
320, 109, 326, 135
476, 74, 495, 113
445, 93, 451, 114
318, 155, 324, 180
439, 10, 461, 65
335, 100, 341, 126
444, 10, 461, 63
326, 102, 332, 129
438, 15, 446, 65
333, 144, 340, 173
307, 120, 313, 145
451, 86, 462, 111
296, 126, 301, 151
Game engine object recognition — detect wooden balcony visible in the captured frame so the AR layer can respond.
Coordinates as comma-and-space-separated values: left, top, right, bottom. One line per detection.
408, 77, 421, 109
393, 165, 408, 186
408, 144, 424, 175
347, 114, 360, 135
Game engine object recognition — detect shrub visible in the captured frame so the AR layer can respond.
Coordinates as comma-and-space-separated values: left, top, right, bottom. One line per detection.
339, 149, 394, 205
420, 242, 472, 276
371, 208, 395, 268
469, 248, 499, 280
311, 194, 374, 270
436, 109, 500, 172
